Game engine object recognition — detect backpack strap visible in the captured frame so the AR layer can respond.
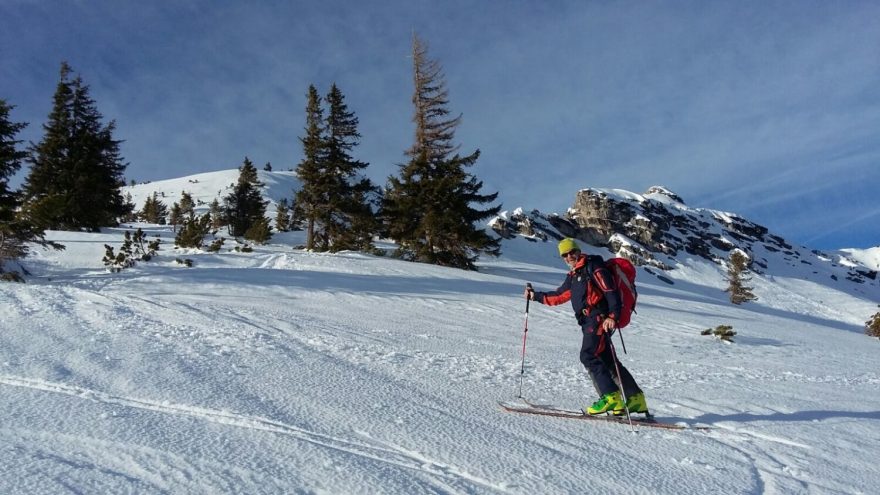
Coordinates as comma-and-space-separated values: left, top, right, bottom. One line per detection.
582, 255, 613, 316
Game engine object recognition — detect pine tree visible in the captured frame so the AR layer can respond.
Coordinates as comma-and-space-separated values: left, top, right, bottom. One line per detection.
168, 203, 183, 232
1, 99, 64, 279
382, 34, 501, 270
295, 85, 328, 250
140, 192, 168, 224
866, 305, 880, 338
224, 157, 268, 237
208, 198, 224, 231
290, 199, 306, 231
178, 191, 195, 218
121, 193, 138, 222
275, 198, 291, 232
23, 62, 129, 231
0, 99, 29, 239
725, 249, 758, 305
322, 84, 380, 252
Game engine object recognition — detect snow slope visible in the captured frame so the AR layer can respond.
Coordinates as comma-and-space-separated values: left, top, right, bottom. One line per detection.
840, 246, 880, 271
125, 169, 300, 223
2, 224, 879, 495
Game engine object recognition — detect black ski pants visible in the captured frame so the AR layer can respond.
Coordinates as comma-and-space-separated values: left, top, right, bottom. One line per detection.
579, 319, 642, 398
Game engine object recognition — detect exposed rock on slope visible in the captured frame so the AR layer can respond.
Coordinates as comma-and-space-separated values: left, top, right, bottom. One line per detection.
491, 186, 878, 287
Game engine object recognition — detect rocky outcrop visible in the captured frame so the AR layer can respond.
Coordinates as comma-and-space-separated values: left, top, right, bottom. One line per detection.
490, 187, 877, 286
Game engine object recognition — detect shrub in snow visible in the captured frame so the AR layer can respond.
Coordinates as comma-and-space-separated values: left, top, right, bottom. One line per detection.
206, 237, 225, 253
1, 271, 24, 282
175, 214, 212, 249
701, 325, 736, 342
244, 217, 272, 244
102, 229, 159, 272
131, 229, 160, 261
867, 306, 880, 338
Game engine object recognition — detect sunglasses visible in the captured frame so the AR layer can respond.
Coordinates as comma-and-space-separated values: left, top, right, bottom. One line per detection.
560, 250, 579, 259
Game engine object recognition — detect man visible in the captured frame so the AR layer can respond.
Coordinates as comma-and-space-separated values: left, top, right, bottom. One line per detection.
524, 238, 648, 416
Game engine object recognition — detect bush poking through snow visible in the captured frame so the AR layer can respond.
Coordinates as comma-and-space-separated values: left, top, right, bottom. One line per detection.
244, 217, 272, 244
102, 229, 159, 272
174, 214, 212, 249
1, 271, 24, 282
866, 306, 880, 338
702, 325, 736, 342
174, 258, 193, 267
206, 237, 225, 253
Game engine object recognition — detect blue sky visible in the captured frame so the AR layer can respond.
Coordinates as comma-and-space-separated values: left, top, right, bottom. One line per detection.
2, 0, 879, 250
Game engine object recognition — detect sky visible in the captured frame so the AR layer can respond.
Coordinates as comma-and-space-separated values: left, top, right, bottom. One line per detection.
2, 0, 879, 250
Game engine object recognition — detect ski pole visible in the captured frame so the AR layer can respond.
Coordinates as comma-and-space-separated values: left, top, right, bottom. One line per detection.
617, 324, 627, 354
608, 337, 635, 432
517, 283, 532, 398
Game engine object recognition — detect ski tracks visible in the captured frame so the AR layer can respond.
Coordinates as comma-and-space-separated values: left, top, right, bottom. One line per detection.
696, 417, 872, 494
0, 374, 508, 494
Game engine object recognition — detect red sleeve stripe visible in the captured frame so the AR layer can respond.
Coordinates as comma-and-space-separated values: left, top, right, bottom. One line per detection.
543, 290, 572, 306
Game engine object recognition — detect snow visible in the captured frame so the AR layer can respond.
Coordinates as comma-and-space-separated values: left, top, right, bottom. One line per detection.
3, 219, 880, 493
840, 246, 880, 271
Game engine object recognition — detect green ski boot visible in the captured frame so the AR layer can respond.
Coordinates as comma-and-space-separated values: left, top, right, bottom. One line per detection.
613, 392, 649, 416
585, 391, 622, 415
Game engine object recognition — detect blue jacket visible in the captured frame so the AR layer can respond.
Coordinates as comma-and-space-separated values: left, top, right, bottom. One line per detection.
534, 254, 621, 326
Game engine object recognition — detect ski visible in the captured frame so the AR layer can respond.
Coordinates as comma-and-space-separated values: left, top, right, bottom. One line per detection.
499, 400, 711, 431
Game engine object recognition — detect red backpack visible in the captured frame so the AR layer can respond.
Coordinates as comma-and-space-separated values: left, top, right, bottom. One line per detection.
598, 257, 638, 328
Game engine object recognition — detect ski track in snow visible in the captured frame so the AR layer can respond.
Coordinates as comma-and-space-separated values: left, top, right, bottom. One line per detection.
0, 375, 503, 494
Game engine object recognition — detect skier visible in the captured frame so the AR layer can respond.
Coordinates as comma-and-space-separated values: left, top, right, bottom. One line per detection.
524, 238, 648, 416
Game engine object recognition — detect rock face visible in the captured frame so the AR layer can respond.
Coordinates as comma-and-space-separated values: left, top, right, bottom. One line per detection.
490, 186, 878, 286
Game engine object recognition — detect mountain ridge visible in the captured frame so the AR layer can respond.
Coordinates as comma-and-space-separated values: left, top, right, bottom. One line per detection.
490, 186, 878, 299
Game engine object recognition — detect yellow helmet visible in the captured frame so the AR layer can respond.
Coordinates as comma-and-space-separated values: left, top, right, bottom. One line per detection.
557, 238, 581, 256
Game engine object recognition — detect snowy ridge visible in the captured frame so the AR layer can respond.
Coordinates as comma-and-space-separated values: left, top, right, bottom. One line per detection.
124, 169, 301, 221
